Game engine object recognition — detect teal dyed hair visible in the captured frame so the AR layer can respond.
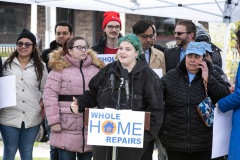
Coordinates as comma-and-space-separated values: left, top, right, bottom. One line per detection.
117, 34, 143, 58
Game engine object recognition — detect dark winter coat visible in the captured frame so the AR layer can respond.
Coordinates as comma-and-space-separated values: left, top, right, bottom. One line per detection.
41, 40, 59, 72
83, 59, 164, 159
91, 37, 106, 54
154, 44, 167, 53
211, 43, 222, 68
164, 46, 181, 73
159, 59, 230, 153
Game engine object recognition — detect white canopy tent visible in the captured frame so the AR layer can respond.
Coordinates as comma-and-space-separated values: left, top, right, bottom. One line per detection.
1, 0, 240, 69
1, 0, 240, 23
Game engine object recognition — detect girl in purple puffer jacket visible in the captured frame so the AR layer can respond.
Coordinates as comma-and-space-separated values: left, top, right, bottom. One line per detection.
43, 37, 105, 160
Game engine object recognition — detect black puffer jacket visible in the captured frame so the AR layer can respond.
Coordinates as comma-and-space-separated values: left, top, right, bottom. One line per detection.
91, 37, 106, 54
159, 59, 230, 153
41, 40, 59, 72
86, 60, 164, 143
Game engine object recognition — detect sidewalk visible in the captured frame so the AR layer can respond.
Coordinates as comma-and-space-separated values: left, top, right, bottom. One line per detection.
0, 141, 158, 159
0, 141, 50, 159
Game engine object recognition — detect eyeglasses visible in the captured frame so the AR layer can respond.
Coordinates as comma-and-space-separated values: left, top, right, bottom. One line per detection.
139, 34, 154, 40
16, 41, 33, 48
174, 32, 190, 36
71, 45, 89, 51
55, 32, 70, 36
106, 25, 120, 30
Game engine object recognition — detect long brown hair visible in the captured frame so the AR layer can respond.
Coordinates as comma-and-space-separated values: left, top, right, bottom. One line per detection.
3, 45, 44, 81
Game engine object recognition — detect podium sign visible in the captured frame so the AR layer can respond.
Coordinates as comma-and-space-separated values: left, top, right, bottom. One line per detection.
87, 108, 145, 148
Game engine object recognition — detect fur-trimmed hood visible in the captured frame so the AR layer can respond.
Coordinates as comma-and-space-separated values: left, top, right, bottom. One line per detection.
48, 48, 105, 71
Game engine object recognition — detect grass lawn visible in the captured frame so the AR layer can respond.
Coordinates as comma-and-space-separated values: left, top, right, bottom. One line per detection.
0, 52, 10, 57
0, 141, 50, 160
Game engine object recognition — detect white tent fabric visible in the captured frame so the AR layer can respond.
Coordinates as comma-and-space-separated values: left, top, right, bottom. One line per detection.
1, 0, 240, 23
1, 0, 240, 70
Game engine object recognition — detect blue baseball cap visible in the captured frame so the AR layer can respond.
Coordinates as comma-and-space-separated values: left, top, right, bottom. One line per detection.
186, 42, 212, 56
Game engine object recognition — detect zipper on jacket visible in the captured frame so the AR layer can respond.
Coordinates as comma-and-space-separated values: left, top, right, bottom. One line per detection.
187, 83, 191, 152
79, 60, 85, 152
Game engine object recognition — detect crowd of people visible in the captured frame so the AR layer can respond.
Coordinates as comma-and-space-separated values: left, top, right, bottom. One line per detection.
0, 10, 239, 160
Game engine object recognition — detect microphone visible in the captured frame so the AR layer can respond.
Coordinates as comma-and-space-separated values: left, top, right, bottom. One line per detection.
122, 69, 129, 101
108, 68, 116, 89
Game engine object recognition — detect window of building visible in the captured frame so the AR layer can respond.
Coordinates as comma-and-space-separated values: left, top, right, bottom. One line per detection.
57, 8, 74, 29
93, 11, 104, 45
142, 15, 176, 46
0, 2, 29, 43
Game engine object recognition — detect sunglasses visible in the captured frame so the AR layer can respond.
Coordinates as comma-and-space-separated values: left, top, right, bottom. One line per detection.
174, 32, 190, 36
17, 41, 33, 48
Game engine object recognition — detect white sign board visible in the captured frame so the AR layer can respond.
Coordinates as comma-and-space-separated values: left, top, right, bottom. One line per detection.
98, 54, 116, 65
153, 69, 162, 78
87, 108, 145, 148
0, 75, 16, 108
212, 107, 233, 158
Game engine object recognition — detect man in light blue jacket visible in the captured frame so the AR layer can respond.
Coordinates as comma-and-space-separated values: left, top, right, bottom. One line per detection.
218, 28, 240, 160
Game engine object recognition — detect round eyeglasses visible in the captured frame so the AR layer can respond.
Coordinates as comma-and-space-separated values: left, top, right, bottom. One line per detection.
71, 45, 89, 51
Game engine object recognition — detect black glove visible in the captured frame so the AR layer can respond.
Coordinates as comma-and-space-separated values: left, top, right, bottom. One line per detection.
75, 95, 85, 112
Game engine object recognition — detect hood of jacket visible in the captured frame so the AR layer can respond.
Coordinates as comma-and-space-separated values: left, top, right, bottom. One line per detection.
91, 37, 107, 54
115, 58, 149, 77
49, 40, 59, 50
48, 48, 105, 71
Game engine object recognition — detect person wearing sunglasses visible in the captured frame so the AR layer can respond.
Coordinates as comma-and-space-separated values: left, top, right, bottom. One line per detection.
164, 20, 196, 73
0, 28, 48, 160
43, 37, 105, 160
92, 11, 122, 54
132, 19, 166, 76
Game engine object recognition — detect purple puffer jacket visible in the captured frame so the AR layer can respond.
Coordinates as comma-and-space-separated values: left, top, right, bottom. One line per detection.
43, 49, 105, 153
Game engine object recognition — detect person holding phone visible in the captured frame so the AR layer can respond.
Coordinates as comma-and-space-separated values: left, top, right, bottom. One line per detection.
159, 41, 230, 160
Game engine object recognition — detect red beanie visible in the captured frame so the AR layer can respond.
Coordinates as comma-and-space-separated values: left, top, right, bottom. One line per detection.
102, 11, 122, 30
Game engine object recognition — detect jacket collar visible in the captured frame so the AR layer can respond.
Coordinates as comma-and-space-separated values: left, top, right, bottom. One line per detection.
13, 57, 34, 68
115, 60, 148, 79
50, 40, 59, 50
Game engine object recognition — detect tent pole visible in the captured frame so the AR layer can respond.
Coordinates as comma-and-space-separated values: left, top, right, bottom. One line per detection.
222, 22, 230, 72
112, 146, 117, 160
30, 4, 37, 35
45, 6, 56, 48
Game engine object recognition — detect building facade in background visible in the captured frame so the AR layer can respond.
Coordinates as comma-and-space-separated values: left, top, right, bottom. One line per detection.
0, 1, 179, 51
